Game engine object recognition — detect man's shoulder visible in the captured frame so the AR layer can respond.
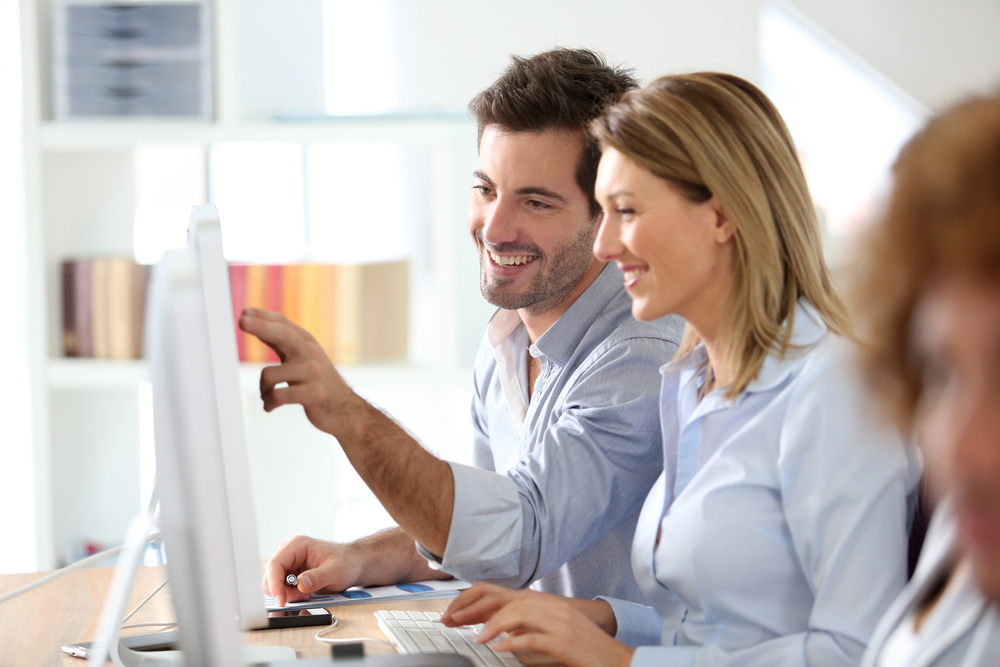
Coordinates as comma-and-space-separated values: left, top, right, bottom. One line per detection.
606, 312, 685, 346
587, 291, 685, 349
563, 265, 685, 348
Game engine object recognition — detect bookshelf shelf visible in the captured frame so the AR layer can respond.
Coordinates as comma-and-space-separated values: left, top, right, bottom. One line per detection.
39, 114, 473, 150
46, 358, 468, 393
47, 358, 147, 390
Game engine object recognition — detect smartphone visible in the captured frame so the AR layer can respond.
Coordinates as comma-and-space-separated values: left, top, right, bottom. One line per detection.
264, 606, 333, 629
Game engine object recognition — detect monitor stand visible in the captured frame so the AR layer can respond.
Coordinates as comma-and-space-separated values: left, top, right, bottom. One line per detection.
87, 513, 295, 667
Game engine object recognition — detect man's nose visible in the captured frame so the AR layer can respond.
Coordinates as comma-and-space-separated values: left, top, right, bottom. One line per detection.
480, 197, 520, 245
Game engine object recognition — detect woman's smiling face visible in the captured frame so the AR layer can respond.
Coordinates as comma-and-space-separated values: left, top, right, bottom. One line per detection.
593, 147, 734, 328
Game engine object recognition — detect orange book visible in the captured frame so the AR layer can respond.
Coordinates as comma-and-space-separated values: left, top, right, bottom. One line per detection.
280, 263, 302, 327
243, 264, 270, 362
332, 264, 362, 364
316, 264, 338, 361
299, 263, 323, 351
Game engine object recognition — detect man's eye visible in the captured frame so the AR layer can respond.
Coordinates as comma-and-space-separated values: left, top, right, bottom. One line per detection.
527, 199, 551, 210
473, 184, 492, 196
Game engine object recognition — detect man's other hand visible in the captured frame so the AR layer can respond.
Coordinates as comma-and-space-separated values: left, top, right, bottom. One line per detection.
262, 535, 363, 608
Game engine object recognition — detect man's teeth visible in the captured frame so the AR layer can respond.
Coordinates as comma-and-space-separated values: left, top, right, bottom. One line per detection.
490, 251, 535, 266
623, 268, 647, 281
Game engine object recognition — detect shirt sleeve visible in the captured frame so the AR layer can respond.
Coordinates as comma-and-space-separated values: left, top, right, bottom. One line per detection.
600, 596, 663, 647
431, 335, 675, 588
630, 346, 920, 667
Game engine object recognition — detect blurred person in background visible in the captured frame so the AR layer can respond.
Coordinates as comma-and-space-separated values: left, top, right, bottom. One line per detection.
856, 92, 1000, 666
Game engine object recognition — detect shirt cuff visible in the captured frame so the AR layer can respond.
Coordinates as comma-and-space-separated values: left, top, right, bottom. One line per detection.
415, 462, 525, 581
599, 596, 662, 647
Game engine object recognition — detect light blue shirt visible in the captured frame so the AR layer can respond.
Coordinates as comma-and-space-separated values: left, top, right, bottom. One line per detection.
606, 302, 922, 666
421, 263, 684, 602
862, 498, 1000, 667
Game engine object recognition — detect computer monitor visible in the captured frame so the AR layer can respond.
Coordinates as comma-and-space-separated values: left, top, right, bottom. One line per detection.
145, 246, 247, 666
141, 205, 289, 665
135, 206, 465, 667
185, 204, 269, 634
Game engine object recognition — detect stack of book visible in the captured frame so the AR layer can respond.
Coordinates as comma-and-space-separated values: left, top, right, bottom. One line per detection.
228, 260, 409, 365
61, 257, 150, 359
60, 258, 409, 364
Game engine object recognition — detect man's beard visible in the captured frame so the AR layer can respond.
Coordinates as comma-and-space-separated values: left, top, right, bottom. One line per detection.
477, 225, 597, 314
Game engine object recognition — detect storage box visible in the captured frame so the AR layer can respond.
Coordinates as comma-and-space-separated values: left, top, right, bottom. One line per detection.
52, 1, 212, 119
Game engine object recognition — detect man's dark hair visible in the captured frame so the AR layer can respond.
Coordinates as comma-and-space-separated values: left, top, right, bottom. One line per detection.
468, 47, 638, 218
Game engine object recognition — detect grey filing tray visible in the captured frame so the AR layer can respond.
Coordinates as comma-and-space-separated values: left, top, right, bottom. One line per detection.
52, 1, 212, 119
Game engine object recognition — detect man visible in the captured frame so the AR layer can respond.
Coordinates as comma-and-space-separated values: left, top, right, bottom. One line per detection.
241, 48, 684, 606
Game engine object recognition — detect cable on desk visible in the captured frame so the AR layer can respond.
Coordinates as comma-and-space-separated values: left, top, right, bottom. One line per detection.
0, 476, 162, 606
120, 622, 177, 632
0, 532, 162, 605
313, 617, 393, 646
115, 577, 176, 633
122, 578, 168, 623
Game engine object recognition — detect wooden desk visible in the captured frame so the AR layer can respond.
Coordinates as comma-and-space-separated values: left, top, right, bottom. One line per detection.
0, 567, 558, 666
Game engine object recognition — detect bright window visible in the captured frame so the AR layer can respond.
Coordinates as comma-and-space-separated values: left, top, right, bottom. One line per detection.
322, 0, 400, 115
207, 142, 307, 262
759, 2, 926, 245
133, 145, 207, 265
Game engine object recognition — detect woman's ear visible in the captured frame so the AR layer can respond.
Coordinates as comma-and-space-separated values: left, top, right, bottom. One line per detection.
709, 197, 734, 245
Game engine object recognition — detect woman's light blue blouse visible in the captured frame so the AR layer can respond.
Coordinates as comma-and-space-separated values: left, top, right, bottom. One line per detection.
606, 302, 921, 666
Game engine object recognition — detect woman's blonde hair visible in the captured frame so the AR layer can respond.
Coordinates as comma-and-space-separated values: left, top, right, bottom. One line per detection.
855, 93, 1000, 426
590, 72, 851, 397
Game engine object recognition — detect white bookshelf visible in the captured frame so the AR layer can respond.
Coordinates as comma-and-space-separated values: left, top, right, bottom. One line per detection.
21, 0, 490, 569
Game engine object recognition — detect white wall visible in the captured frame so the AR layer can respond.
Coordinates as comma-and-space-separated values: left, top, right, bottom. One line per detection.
786, 0, 1000, 112
308, 0, 1000, 118
385, 0, 761, 107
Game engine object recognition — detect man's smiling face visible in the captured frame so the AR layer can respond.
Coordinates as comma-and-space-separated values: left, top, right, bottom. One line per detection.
467, 126, 600, 317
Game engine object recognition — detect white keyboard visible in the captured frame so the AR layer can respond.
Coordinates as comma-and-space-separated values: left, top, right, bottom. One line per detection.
375, 609, 522, 667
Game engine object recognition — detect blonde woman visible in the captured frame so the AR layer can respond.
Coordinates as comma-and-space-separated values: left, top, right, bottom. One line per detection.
441, 73, 920, 667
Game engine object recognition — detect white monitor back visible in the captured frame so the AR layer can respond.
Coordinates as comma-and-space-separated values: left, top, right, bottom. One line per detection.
186, 204, 269, 632
145, 249, 244, 667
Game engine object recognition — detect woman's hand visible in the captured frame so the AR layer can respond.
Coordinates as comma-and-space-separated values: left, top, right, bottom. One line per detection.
443, 583, 632, 667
